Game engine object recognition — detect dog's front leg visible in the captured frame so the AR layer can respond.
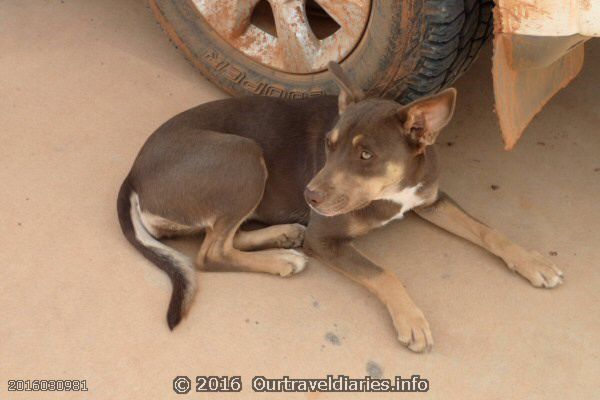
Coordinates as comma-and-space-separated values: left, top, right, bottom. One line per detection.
304, 236, 433, 352
414, 192, 563, 288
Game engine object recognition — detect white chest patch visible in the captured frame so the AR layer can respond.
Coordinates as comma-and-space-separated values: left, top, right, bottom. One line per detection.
378, 183, 426, 224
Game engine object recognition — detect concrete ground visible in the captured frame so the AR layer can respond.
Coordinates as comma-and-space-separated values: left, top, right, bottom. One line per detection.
1, 1, 599, 399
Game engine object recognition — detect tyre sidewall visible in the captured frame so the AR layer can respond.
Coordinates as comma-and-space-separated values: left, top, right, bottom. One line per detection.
153, 0, 424, 99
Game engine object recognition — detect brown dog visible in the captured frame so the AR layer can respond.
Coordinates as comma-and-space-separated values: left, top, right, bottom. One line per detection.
117, 62, 563, 352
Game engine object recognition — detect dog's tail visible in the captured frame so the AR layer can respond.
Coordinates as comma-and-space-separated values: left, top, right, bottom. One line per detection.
117, 176, 197, 330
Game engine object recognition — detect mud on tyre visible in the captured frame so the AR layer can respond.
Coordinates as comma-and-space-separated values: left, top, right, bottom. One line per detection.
150, 0, 493, 103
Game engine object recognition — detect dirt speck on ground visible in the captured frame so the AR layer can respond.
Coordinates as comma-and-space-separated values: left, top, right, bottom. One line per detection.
490, 185, 500, 190
325, 332, 341, 346
366, 361, 383, 378
549, 251, 558, 256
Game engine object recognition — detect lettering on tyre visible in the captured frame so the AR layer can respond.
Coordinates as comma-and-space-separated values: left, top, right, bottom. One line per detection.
203, 49, 324, 99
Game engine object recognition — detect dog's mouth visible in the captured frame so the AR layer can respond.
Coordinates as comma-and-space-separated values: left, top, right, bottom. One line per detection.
308, 195, 349, 217
308, 195, 370, 217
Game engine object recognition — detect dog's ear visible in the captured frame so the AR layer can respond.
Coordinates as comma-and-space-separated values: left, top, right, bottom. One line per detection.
328, 62, 365, 114
397, 88, 457, 148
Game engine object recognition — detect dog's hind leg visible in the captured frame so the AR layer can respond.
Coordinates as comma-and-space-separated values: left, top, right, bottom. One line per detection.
190, 140, 307, 276
197, 219, 308, 276
233, 224, 306, 251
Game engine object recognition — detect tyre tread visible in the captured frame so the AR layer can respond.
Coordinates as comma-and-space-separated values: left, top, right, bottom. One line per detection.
392, 0, 494, 103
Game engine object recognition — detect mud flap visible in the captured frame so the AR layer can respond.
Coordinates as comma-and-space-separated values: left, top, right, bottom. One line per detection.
492, 34, 585, 150
491, 0, 598, 149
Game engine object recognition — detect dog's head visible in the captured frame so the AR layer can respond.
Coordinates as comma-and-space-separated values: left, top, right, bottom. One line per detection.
304, 62, 457, 216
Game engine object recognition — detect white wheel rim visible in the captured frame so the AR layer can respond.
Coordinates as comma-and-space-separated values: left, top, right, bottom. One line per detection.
192, 0, 371, 73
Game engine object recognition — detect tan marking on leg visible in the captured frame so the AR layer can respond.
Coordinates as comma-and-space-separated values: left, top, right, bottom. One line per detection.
199, 242, 307, 276
367, 271, 433, 353
234, 224, 305, 251
415, 192, 563, 288
140, 210, 206, 238
306, 238, 432, 352
197, 220, 307, 276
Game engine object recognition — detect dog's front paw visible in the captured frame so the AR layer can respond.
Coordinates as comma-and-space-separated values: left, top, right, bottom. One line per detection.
276, 249, 308, 277
505, 250, 564, 288
390, 306, 433, 353
276, 224, 306, 248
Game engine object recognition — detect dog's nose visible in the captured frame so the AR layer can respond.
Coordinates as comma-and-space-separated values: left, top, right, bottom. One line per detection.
304, 187, 325, 206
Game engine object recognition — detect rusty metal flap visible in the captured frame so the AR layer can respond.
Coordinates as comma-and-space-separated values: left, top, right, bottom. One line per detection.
491, 0, 598, 149
495, 0, 600, 37
492, 34, 585, 150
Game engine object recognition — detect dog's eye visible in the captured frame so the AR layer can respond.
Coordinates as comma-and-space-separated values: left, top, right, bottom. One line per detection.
360, 150, 373, 160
